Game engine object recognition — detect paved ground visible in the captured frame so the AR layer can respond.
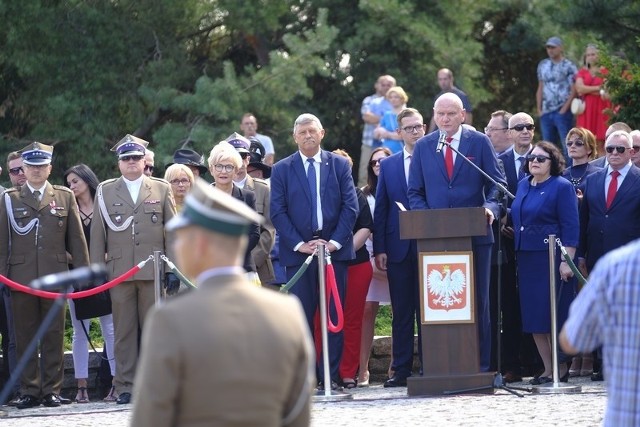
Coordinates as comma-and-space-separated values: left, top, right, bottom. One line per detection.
0, 376, 606, 426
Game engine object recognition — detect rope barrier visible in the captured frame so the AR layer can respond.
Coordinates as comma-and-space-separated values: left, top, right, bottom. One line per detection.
279, 252, 316, 294
0, 257, 152, 299
161, 255, 197, 289
555, 238, 588, 286
324, 253, 344, 333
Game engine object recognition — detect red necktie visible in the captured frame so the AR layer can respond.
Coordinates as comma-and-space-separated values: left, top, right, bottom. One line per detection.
445, 137, 454, 179
606, 170, 620, 210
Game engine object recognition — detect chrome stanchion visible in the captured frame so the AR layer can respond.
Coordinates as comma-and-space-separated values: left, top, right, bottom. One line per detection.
533, 235, 581, 394
153, 250, 164, 305
314, 243, 352, 402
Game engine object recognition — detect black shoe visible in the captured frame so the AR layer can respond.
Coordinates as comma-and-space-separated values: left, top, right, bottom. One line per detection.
529, 376, 552, 385
116, 392, 132, 404
316, 381, 342, 391
42, 393, 64, 407
16, 394, 40, 409
591, 371, 604, 381
383, 375, 408, 388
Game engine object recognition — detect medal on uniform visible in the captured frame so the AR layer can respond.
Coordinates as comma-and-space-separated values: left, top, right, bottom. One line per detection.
58, 219, 63, 228
49, 200, 57, 215
151, 213, 158, 223
115, 215, 122, 223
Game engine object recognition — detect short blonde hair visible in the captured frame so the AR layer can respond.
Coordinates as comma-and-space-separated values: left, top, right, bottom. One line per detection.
386, 86, 408, 104
332, 148, 353, 168
208, 141, 243, 170
164, 163, 194, 183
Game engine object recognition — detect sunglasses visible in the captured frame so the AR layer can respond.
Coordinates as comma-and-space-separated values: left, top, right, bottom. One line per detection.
526, 154, 551, 163
401, 124, 425, 133
605, 146, 628, 154
120, 155, 144, 162
511, 124, 535, 132
369, 158, 386, 167
9, 166, 24, 175
144, 165, 155, 173
566, 140, 585, 147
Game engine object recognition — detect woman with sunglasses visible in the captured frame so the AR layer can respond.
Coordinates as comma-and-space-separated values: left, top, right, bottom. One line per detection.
561, 127, 602, 195
510, 141, 579, 385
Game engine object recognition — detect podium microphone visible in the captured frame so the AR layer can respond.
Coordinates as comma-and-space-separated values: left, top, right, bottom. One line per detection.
30, 264, 108, 291
436, 130, 447, 153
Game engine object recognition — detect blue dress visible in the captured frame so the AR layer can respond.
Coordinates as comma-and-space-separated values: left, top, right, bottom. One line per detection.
379, 111, 404, 154
511, 175, 579, 333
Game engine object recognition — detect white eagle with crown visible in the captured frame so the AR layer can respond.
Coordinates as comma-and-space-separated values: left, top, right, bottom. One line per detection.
427, 265, 466, 309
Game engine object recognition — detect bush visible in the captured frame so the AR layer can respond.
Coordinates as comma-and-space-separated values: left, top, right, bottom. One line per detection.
64, 307, 105, 351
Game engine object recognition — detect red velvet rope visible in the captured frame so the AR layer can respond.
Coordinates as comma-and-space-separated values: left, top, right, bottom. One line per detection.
0, 265, 142, 299
325, 262, 344, 333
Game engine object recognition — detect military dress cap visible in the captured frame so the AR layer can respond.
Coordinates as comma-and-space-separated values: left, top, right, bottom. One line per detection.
111, 134, 149, 158
225, 132, 251, 153
166, 148, 208, 175
545, 36, 563, 47
166, 177, 263, 235
247, 139, 271, 178
20, 142, 54, 165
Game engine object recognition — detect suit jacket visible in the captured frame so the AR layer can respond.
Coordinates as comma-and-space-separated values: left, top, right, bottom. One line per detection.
245, 175, 275, 283
373, 152, 413, 263
408, 127, 506, 246
228, 184, 260, 272
131, 273, 314, 427
579, 165, 640, 271
589, 156, 607, 169
90, 175, 176, 281
0, 182, 89, 281
270, 149, 358, 266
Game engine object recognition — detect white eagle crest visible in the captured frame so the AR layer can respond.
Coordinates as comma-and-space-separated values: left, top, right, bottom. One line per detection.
427, 265, 466, 308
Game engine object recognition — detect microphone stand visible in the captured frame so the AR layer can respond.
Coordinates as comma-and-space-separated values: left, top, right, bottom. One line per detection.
441, 141, 531, 397
0, 286, 71, 415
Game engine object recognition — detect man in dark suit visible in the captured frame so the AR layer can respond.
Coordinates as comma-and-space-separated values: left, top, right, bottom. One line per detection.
590, 122, 632, 169
408, 93, 506, 372
91, 135, 177, 405
270, 113, 358, 386
0, 143, 89, 408
374, 108, 425, 387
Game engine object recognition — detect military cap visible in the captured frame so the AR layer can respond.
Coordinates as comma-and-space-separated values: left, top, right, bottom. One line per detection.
225, 132, 251, 153
166, 148, 208, 176
111, 134, 148, 159
20, 142, 53, 165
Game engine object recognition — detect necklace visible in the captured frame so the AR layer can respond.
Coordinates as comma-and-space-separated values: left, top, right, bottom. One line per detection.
568, 165, 588, 187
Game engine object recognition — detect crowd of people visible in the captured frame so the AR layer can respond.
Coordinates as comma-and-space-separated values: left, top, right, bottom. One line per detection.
0, 34, 637, 426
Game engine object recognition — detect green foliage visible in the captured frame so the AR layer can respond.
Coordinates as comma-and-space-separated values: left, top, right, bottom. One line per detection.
64, 308, 105, 352
600, 45, 640, 128
374, 305, 392, 336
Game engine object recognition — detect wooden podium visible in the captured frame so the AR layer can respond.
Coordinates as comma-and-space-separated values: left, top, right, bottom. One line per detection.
400, 207, 495, 396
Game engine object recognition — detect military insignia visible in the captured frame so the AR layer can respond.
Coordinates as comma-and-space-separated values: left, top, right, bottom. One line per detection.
49, 200, 57, 215
145, 200, 160, 205
113, 203, 123, 206
58, 219, 63, 228
115, 215, 122, 223
151, 214, 158, 223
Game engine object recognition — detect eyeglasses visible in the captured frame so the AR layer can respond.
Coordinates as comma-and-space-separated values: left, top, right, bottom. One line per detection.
144, 165, 155, 173
170, 178, 191, 186
369, 158, 386, 167
605, 146, 628, 154
401, 124, 425, 133
9, 167, 24, 175
566, 140, 585, 147
120, 155, 144, 162
484, 127, 508, 133
511, 124, 535, 132
526, 154, 551, 163
214, 164, 235, 173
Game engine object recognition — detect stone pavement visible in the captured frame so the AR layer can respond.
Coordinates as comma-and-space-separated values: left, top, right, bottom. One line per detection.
0, 376, 606, 426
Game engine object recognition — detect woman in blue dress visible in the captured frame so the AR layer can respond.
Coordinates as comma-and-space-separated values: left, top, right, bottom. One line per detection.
511, 141, 579, 385
373, 86, 408, 154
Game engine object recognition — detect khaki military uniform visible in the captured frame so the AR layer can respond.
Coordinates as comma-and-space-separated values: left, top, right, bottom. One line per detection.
0, 183, 88, 398
245, 175, 275, 284
90, 175, 176, 394
131, 273, 314, 427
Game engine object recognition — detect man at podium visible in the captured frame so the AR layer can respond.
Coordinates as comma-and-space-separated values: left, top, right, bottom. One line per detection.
407, 93, 506, 371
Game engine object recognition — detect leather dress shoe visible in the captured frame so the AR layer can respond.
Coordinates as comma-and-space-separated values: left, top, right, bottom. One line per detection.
529, 376, 552, 385
16, 394, 40, 409
383, 375, 408, 388
591, 371, 604, 381
116, 392, 132, 404
42, 393, 66, 407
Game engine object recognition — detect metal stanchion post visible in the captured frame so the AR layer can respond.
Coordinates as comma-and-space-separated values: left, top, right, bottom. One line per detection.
314, 243, 352, 402
533, 235, 581, 394
153, 250, 164, 305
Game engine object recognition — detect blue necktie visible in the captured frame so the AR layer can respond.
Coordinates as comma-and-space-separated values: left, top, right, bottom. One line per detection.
517, 158, 525, 180
307, 158, 318, 231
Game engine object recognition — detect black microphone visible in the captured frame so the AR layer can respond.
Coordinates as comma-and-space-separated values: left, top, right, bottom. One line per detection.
30, 264, 108, 291
436, 130, 447, 153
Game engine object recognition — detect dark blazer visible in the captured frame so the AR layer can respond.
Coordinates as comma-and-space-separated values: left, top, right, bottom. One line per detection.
498, 148, 526, 203
579, 164, 640, 271
589, 156, 607, 169
373, 152, 413, 263
407, 127, 506, 245
229, 184, 260, 272
270, 149, 358, 266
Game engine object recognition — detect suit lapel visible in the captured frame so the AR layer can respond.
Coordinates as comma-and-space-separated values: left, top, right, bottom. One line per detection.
320, 150, 331, 199
594, 170, 607, 209
39, 182, 55, 212
134, 177, 152, 209
115, 177, 136, 207
392, 154, 408, 196
292, 153, 312, 203
452, 130, 471, 180
20, 185, 40, 211
610, 167, 639, 209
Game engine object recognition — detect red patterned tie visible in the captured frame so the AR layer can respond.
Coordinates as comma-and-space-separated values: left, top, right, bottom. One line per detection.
606, 170, 620, 210
445, 137, 454, 179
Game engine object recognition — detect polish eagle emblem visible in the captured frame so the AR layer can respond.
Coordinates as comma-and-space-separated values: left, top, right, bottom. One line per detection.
427, 265, 466, 310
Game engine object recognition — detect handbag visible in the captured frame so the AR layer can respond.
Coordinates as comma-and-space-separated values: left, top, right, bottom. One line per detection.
571, 97, 586, 115
73, 285, 112, 320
